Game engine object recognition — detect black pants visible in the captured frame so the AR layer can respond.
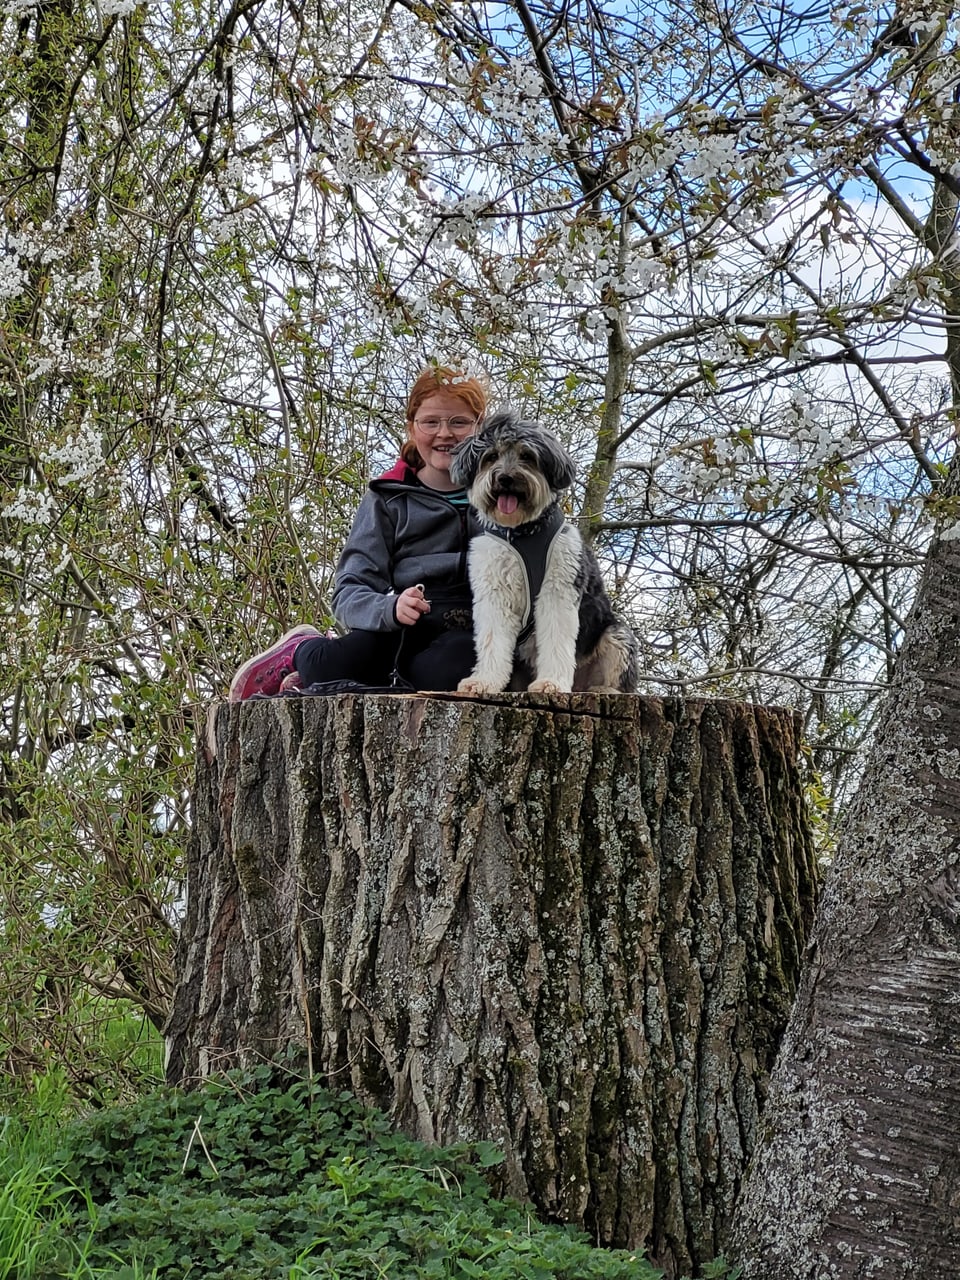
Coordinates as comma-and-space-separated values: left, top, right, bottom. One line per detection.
294, 626, 475, 692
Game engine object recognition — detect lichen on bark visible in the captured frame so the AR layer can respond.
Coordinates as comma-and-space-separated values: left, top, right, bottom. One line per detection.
733, 513, 960, 1280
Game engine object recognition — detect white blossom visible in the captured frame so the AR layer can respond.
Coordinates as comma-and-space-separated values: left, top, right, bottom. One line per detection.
41, 421, 105, 487
681, 131, 741, 181
0, 254, 25, 299
908, 9, 945, 38
783, 393, 852, 464
2, 487, 55, 526
223, 154, 246, 188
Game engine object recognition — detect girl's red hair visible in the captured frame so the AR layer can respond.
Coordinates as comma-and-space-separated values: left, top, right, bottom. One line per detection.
400, 366, 488, 470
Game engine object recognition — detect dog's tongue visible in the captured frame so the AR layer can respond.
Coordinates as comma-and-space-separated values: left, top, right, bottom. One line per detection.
497, 494, 519, 515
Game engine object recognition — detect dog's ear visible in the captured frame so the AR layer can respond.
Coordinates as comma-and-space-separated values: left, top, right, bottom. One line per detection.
538, 430, 576, 491
450, 432, 487, 488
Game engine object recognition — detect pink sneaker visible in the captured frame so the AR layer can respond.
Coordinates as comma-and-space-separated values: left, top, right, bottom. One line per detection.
228, 626, 321, 701
277, 629, 339, 691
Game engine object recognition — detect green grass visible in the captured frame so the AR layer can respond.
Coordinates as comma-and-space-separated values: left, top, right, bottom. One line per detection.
1, 1065, 738, 1280
0, 1073, 86, 1279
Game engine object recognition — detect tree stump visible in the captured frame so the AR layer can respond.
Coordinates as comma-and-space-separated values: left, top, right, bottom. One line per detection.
166, 693, 818, 1277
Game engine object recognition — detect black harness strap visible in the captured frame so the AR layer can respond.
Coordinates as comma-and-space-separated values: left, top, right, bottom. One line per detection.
485, 503, 566, 647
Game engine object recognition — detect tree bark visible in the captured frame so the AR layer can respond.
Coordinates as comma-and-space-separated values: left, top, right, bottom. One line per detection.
166, 693, 818, 1277
732, 487, 960, 1276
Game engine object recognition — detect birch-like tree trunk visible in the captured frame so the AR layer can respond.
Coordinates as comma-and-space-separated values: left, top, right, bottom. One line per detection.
166, 693, 817, 1277
732, 477, 960, 1277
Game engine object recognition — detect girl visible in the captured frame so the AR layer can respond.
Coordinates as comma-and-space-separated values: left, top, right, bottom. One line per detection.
229, 366, 487, 699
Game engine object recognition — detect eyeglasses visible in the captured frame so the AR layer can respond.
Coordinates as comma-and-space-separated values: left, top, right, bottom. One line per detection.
413, 416, 477, 434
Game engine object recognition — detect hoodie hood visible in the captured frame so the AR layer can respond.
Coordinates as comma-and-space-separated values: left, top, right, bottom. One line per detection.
372, 458, 420, 487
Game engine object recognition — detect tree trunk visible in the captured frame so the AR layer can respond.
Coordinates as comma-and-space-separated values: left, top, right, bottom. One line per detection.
166, 693, 818, 1277
732, 486, 960, 1277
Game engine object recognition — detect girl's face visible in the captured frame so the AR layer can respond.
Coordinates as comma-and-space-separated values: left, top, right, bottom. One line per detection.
408, 390, 479, 490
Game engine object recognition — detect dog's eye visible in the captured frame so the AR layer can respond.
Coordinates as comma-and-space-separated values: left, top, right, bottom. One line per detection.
517, 448, 538, 466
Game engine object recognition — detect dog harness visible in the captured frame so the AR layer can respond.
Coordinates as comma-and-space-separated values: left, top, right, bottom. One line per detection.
484, 502, 566, 647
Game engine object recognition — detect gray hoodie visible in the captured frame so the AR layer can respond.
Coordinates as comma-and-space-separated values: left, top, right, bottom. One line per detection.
332, 459, 480, 632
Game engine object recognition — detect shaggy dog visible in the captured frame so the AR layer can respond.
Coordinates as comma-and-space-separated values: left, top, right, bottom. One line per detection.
450, 410, 639, 695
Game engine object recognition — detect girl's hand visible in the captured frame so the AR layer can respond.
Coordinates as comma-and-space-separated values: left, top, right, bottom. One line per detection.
395, 584, 430, 627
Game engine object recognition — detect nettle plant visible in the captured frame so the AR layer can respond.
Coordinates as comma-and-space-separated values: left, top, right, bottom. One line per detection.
1, 0, 958, 1082
48, 1066, 701, 1280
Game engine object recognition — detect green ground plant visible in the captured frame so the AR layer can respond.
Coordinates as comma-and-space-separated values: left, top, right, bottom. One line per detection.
0, 1064, 739, 1278
22, 1065, 733, 1280
0, 1073, 88, 1279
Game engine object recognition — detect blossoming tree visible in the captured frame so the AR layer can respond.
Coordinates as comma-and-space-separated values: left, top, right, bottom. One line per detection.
1, 3, 959, 1264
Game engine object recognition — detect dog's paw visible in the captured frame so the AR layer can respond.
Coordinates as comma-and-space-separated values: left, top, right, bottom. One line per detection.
457, 677, 504, 697
527, 678, 568, 695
